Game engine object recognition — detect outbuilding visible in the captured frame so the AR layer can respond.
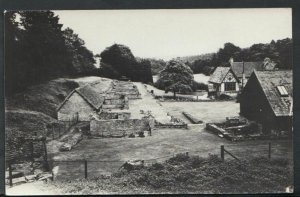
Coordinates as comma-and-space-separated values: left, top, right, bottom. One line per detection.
57, 85, 105, 122
240, 70, 292, 134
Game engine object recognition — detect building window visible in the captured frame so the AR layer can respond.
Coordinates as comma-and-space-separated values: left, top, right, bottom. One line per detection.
277, 86, 288, 97
225, 82, 236, 91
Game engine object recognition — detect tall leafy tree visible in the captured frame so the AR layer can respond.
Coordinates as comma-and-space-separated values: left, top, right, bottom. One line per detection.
5, 11, 23, 95
156, 60, 194, 98
99, 44, 153, 83
19, 11, 73, 83
63, 28, 96, 76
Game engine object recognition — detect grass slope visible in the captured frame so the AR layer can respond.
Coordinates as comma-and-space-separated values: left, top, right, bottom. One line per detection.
48, 154, 293, 194
6, 78, 80, 118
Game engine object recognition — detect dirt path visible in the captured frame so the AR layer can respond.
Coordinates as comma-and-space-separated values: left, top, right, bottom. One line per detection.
6, 181, 61, 195
129, 82, 171, 123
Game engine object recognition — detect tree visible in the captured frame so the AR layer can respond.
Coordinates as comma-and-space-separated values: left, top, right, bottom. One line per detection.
100, 44, 137, 79
99, 44, 153, 83
63, 28, 96, 76
5, 11, 24, 95
155, 60, 194, 98
19, 11, 73, 82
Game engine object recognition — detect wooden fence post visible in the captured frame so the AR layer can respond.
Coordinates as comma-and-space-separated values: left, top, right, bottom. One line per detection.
52, 125, 54, 140
268, 142, 271, 160
30, 141, 34, 164
221, 145, 224, 162
58, 126, 61, 138
84, 160, 88, 179
8, 162, 13, 187
43, 140, 49, 171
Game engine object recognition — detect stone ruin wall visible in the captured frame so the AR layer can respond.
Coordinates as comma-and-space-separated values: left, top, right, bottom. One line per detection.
90, 118, 151, 137
98, 111, 131, 120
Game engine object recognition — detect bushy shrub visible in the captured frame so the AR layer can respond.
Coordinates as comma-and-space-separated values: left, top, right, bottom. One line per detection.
64, 80, 79, 90
150, 163, 165, 171
246, 122, 260, 133
219, 94, 233, 100
189, 156, 205, 168
175, 170, 196, 182
167, 153, 190, 165
207, 154, 222, 164
128, 133, 135, 138
192, 81, 208, 91
138, 131, 145, 137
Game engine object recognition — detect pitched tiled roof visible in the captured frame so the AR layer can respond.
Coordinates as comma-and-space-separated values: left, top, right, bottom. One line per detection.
208, 67, 231, 84
57, 85, 105, 111
254, 70, 293, 116
231, 61, 263, 78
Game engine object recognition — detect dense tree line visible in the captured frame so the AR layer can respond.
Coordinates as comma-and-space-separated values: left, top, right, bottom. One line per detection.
98, 44, 153, 84
5, 11, 96, 96
188, 38, 292, 75
138, 58, 167, 75
148, 38, 292, 76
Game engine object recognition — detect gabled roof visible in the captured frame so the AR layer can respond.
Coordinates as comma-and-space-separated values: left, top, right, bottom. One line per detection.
253, 70, 293, 117
209, 67, 239, 84
57, 85, 105, 111
231, 61, 263, 78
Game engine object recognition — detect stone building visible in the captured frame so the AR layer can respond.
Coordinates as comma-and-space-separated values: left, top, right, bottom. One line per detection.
57, 85, 105, 122
240, 70, 292, 134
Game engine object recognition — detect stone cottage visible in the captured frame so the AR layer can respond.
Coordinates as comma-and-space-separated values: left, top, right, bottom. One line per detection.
208, 67, 240, 97
240, 70, 292, 134
57, 85, 105, 122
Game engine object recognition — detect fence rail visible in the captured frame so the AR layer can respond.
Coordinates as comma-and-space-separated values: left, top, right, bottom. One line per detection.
48, 112, 79, 140
220, 142, 272, 162
6, 141, 287, 185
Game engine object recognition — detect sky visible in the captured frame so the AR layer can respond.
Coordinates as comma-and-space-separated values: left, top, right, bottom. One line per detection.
54, 8, 292, 61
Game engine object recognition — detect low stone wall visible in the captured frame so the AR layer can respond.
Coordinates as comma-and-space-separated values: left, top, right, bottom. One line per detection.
102, 104, 124, 109
206, 123, 227, 135
182, 112, 203, 124
155, 123, 188, 129
98, 111, 131, 120
90, 118, 150, 137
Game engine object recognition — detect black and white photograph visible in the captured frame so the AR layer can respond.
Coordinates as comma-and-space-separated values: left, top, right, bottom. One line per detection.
4, 8, 293, 195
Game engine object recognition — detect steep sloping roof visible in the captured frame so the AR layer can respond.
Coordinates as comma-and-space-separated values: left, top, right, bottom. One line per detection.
57, 85, 105, 111
76, 85, 105, 110
209, 67, 231, 84
254, 70, 293, 117
231, 62, 263, 78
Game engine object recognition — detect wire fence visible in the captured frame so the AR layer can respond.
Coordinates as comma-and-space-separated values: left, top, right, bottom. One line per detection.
6, 140, 291, 184
48, 141, 292, 180
47, 113, 79, 141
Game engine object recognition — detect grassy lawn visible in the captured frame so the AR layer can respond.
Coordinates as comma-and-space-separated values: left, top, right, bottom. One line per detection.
49, 100, 292, 180
49, 126, 292, 180
161, 101, 240, 123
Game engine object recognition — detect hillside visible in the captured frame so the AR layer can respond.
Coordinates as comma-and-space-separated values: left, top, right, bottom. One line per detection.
5, 77, 113, 140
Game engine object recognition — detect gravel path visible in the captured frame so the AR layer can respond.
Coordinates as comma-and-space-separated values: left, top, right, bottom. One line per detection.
129, 82, 171, 123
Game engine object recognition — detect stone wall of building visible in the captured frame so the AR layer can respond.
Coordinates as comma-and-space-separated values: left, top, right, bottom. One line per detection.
98, 111, 131, 120
57, 92, 98, 121
90, 118, 150, 137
